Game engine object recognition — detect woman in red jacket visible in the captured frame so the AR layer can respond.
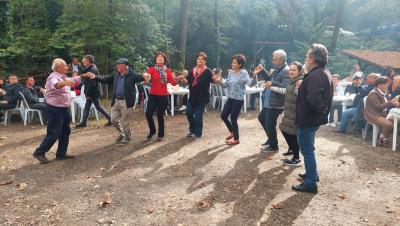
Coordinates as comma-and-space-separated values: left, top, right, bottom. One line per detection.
145, 52, 177, 141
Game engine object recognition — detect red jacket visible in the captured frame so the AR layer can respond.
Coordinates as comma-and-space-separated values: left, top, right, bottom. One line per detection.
147, 66, 176, 96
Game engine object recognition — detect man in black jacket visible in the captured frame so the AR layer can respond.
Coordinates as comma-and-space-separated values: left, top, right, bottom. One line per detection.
85, 58, 149, 144
293, 43, 333, 193
0, 74, 23, 110
76, 55, 111, 128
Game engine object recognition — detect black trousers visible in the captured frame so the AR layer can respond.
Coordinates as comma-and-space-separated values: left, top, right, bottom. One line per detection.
81, 97, 111, 125
146, 95, 169, 137
34, 105, 70, 157
221, 98, 243, 140
258, 108, 284, 148
281, 130, 300, 159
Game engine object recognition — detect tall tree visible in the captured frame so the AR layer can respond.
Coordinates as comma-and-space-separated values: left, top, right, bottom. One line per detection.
213, 0, 220, 67
177, 0, 189, 68
330, 0, 346, 53
0, 0, 10, 48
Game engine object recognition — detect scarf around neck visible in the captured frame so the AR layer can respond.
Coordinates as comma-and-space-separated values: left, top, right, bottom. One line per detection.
192, 65, 207, 87
155, 64, 167, 84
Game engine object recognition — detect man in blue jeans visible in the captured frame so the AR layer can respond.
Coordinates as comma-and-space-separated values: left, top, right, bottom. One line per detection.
293, 43, 333, 193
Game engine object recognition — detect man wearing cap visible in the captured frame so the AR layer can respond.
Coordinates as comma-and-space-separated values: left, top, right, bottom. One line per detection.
85, 58, 150, 144
344, 72, 363, 95
336, 73, 380, 134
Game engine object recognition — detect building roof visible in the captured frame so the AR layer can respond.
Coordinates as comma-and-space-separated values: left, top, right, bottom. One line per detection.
342, 50, 400, 69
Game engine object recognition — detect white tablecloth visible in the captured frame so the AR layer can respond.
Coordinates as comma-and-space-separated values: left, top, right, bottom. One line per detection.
168, 87, 189, 116
387, 108, 400, 151
244, 86, 264, 113
333, 94, 356, 111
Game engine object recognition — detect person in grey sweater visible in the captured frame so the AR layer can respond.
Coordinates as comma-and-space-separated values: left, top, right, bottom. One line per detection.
214, 54, 251, 145
256, 50, 290, 152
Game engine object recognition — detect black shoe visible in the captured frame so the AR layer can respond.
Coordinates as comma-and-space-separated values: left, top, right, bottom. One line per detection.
260, 146, 279, 153
282, 150, 293, 156
56, 155, 75, 160
75, 123, 87, 128
147, 133, 155, 140
283, 158, 302, 167
33, 154, 50, 164
194, 135, 202, 139
298, 173, 320, 182
118, 138, 131, 145
115, 135, 125, 143
157, 136, 164, 141
292, 183, 318, 194
261, 141, 270, 147
104, 121, 112, 127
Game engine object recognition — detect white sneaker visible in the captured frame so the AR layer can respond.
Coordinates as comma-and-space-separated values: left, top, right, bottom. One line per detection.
331, 123, 336, 127
326, 123, 331, 127
178, 105, 186, 111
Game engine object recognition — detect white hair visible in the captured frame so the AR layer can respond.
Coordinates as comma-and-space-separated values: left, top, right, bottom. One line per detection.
273, 49, 287, 62
52, 58, 66, 71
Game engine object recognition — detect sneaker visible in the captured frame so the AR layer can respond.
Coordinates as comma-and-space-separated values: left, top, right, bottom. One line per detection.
283, 158, 302, 166
292, 183, 318, 194
186, 133, 195, 138
147, 133, 155, 140
330, 123, 336, 127
33, 154, 50, 164
260, 146, 279, 153
282, 150, 293, 156
178, 105, 186, 111
115, 135, 125, 143
157, 136, 164, 141
194, 135, 203, 139
118, 138, 131, 145
261, 141, 270, 146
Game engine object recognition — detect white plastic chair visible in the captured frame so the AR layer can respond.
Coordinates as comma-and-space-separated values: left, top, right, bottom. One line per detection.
3, 100, 23, 126
210, 84, 219, 109
74, 85, 99, 123
362, 96, 380, 147
218, 86, 228, 111
143, 84, 150, 112
133, 84, 139, 110
19, 92, 44, 126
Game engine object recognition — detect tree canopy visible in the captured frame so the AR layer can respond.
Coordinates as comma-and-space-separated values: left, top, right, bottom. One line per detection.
0, 0, 399, 79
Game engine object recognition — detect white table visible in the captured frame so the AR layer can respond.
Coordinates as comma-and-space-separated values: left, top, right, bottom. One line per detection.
387, 108, 400, 151
333, 94, 356, 111
243, 86, 264, 114
168, 87, 189, 116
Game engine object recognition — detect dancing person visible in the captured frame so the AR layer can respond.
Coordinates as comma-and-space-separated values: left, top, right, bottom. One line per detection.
33, 58, 80, 164
292, 43, 333, 193
75, 55, 111, 128
214, 54, 251, 145
85, 58, 149, 144
273, 61, 303, 166
179, 52, 219, 138
145, 52, 177, 141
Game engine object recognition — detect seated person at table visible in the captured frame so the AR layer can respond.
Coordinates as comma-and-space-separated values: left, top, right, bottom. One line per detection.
0, 74, 23, 110
23, 76, 48, 113
364, 77, 399, 148
344, 72, 363, 95
389, 76, 400, 99
327, 74, 344, 127
71, 71, 81, 96
177, 70, 189, 112
336, 73, 380, 134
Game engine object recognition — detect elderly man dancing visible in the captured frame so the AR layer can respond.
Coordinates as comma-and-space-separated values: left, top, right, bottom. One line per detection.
33, 58, 79, 164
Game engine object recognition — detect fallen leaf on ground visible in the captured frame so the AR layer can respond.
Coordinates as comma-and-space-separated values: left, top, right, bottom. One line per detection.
16, 182, 28, 191
375, 168, 382, 171
98, 193, 113, 208
0, 136, 6, 140
282, 166, 290, 171
271, 203, 283, 209
198, 197, 213, 209
266, 156, 273, 160
338, 193, 347, 200
147, 208, 154, 213
0, 181, 13, 186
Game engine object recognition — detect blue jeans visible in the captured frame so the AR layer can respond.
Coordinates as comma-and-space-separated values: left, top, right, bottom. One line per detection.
186, 102, 206, 136
34, 105, 71, 157
258, 108, 284, 148
297, 126, 319, 187
338, 108, 356, 133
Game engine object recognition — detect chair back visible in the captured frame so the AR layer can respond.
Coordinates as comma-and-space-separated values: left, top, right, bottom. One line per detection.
19, 92, 31, 110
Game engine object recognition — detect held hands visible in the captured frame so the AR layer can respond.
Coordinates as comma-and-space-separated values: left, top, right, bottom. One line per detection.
253, 64, 264, 75
143, 72, 151, 82
0, 88, 5, 95
39, 87, 46, 94
295, 80, 303, 90
212, 74, 222, 84
264, 81, 272, 89
83, 72, 95, 79
65, 80, 75, 87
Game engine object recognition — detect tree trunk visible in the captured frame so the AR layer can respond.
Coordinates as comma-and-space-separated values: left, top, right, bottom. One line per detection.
310, 0, 321, 26
213, 0, 220, 67
177, 0, 189, 69
0, 0, 10, 48
330, 0, 345, 54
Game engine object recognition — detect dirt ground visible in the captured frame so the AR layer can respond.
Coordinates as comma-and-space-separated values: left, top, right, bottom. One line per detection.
1, 106, 400, 226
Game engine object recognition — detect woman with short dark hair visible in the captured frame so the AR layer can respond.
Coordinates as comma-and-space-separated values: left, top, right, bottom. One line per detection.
145, 51, 177, 141
215, 54, 251, 145
180, 52, 219, 138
